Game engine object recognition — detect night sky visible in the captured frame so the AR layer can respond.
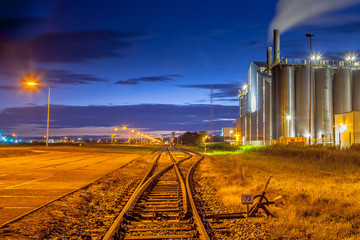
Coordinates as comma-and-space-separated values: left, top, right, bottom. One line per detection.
1, 0, 360, 138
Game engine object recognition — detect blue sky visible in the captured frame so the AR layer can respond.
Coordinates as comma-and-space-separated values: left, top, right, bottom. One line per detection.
1, 0, 360, 137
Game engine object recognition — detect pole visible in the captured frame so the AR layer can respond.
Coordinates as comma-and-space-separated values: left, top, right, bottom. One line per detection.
46, 86, 50, 148
308, 36, 312, 145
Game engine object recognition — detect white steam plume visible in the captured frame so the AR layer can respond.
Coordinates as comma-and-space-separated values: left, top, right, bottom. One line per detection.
269, 0, 360, 38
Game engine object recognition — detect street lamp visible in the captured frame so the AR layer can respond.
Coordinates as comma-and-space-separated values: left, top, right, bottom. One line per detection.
25, 80, 51, 148
229, 130, 233, 141
306, 33, 315, 145
111, 128, 118, 144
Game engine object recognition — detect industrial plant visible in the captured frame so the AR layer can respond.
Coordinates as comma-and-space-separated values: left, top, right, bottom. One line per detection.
237, 29, 360, 147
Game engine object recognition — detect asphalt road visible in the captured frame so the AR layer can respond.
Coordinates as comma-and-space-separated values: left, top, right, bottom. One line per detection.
0, 150, 140, 225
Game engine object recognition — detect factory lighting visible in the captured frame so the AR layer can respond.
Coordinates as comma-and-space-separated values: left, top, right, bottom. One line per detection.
339, 123, 348, 133
345, 54, 356, 61
310, 54, 321, 60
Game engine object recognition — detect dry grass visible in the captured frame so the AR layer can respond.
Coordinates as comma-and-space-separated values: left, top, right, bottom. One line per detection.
0, 148, 37, 158
199, 146, 360, 239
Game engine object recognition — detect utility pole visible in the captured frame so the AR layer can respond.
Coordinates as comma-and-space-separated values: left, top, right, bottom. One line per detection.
306, 33, 314, 145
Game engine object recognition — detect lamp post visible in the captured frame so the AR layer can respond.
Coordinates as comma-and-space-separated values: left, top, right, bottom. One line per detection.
306, 33, 314, 145
122, 126, 130, 144
111, 128, 118, 144
26, 81, 51, 148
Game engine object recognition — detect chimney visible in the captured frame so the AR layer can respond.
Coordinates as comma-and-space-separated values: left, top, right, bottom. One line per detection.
267, 46, 272, 67
273, 29, 280, 63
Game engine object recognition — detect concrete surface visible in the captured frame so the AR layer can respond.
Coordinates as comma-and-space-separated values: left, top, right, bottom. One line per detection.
0, 151, 139, 225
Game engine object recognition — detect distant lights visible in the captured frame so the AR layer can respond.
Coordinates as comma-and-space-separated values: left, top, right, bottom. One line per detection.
345, 54, 356, 61
311, 54, 321, 61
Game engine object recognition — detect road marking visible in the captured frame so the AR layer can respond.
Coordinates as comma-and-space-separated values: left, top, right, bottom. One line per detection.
3, 207, 34, 209
0, 177, 47, 190
0, 196, 50, 197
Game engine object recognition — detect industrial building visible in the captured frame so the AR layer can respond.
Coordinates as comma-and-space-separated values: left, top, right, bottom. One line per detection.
237, 29, 360, 147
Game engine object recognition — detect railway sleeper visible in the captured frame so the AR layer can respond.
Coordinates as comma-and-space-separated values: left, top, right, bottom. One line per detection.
123, 234, 193, 240
127, 226, 194, 232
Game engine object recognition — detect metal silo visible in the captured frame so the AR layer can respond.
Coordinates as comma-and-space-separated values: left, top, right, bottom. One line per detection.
333, 68, 352, 114
295, 65, 315, 138
352, 70, 360, 111
271, 64, 295, 139
315, 67, 333, 139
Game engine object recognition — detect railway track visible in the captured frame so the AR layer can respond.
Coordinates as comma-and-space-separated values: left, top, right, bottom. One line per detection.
104, 148, 210, 240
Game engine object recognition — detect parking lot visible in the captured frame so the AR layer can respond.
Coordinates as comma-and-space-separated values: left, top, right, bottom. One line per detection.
0, 150, 139, 225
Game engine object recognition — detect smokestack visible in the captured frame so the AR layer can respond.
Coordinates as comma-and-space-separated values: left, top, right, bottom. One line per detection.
274, 29, 280, 63
267, 46, 272, 67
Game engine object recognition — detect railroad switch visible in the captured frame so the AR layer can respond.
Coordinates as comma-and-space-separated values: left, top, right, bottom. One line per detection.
206, 176, 284, 219
247, 176, 284, 217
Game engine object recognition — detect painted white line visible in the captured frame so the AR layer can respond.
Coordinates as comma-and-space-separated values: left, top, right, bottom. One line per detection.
4, 207, 34, 209
0, 196, 50, 197
1, 177, 47, 190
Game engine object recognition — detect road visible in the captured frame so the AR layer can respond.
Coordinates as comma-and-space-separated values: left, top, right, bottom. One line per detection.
0, 150, 139, 225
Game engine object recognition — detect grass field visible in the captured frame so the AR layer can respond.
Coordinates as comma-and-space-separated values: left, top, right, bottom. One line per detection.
0, 144, 160, 157
199, 144, 360, 239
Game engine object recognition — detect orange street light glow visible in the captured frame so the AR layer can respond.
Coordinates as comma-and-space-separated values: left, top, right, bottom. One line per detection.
26, 82, 38, 86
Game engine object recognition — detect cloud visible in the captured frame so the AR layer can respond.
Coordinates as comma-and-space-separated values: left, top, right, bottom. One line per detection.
0, 104, 238, 136
0, 85, 22, 91
0, 68, 109, 87
116, 74, 183, 85
177, 83, 241, 100
43, 70, 109, 85
0, 30, 144, 63
315, 21, 360, 34
0, 17, 47, 41
269, 0, 360, 39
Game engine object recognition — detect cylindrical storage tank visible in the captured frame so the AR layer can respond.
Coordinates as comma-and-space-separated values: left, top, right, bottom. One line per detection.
352, 70, 360, 111
333, 68, 352, 114
295, 65, 315, 138
271, 64, 295, 139
315, 67, 333, 139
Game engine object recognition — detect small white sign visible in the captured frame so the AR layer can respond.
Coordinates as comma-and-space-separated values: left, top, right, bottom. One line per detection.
241, 194, 254, 205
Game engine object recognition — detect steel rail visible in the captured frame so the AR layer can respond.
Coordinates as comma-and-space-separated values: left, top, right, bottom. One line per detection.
103, 149, 177, 240
167, 148, 190, 216
103, 147, 193, 240
185, 151, 210, 240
